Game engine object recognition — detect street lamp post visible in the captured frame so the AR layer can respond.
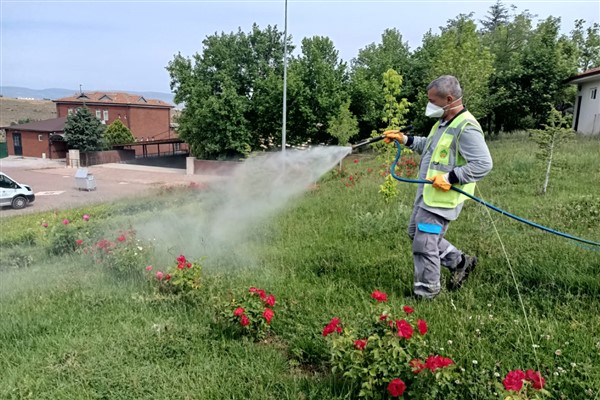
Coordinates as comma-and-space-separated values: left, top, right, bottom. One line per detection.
281, 0, 288, 154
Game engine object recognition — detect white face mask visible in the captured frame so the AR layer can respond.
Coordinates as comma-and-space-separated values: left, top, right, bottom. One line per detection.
425, 97, 463, 118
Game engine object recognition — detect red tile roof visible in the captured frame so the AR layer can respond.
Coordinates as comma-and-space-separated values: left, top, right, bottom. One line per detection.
54, 92, 173, 107
2, 117, 66, 132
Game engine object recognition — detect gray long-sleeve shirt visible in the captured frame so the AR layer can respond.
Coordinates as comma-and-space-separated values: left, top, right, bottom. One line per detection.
407, 112, 493, 221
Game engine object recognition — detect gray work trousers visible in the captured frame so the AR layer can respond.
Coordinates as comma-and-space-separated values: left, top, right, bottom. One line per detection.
407, 206, 463, 298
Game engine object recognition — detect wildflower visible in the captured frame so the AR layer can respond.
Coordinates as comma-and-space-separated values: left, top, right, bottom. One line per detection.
233, 307, 245, 317
82, 214, 90, 221
165, 274, 171, 281
417, 319, 428, 335
555, 349, 561, 356
156, 271, 164, 281
503, 370, 525, 392
396, 319, 413, 339
403, 305, 414, 314
387, 378, 406, 398
371, 290, 388, 302
494, 372, 500, 377
322, 317, 342, 337
379, 313, 388, 321
263, 308, 274, 324
75, 239, 84, 246
525, 369, 545, 390
353, 159, 358, 163
41, 222, 48, 228
240, 315, 250, 326
354, 339, 367, 350
349, 175, 354, 181
117, 234, 126, 242
570, 362, 577, 368
447, 340, 453, 345
472, 360, 478, 365
62, 219, 70, 225
265, 294, 276, 307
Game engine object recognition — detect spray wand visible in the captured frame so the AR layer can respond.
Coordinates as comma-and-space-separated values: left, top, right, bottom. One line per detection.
351, 125, 413, 150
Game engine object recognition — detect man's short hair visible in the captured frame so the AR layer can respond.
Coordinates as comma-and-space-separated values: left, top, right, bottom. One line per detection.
427, 75, 462, 98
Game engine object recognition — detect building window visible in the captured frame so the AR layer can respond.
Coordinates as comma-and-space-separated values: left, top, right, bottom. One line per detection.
38, 134, 44, 141
103, 110, 109, 121
96, 110, 101, 119
591, 87, 597, 100
68, 108, 73, 115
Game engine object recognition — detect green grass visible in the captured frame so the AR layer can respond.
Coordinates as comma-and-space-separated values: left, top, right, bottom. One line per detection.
1, 135, 600, 399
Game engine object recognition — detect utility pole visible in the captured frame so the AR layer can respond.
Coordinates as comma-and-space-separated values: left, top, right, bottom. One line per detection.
281, 0, 288, 154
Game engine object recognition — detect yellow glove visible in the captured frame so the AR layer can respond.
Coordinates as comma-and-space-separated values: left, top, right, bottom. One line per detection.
427, 174, 452, 192
383, 130, 406, 145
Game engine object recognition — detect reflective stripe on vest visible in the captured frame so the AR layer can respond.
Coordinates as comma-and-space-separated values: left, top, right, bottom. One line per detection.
422, 111, 482, 209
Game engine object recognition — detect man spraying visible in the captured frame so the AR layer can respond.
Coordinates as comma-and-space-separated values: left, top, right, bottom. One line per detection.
383, 75, 493, 299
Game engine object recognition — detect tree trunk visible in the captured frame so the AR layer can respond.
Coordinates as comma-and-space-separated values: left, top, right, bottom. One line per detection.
542, 133, 556, 194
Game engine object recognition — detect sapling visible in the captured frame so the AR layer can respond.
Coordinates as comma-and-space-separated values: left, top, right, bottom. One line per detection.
529, 107, 574, 194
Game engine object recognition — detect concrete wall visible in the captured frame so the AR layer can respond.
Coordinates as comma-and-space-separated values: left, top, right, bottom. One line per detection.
573, 79, 600, 135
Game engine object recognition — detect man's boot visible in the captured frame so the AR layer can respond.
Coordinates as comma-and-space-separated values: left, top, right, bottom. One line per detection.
450, 254, 478, 290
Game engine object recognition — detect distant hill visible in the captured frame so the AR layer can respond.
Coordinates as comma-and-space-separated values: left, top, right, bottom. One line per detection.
0, 98, 57, 127
0, 86, 177, 107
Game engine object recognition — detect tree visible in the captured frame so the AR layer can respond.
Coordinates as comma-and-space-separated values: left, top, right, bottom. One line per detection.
167, 24, 291, 159
411, 14, 494, 132
571, 19, 600, 71
479, 0, 509, 33
529, 107, 574, 194
104, 119, 135, 148
64, 107, 105, 152
327, 100, 359, 146
286, 36, 348, 144
349, 29, 412, 138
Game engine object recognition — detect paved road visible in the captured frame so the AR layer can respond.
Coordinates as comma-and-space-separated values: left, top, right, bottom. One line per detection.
0, 157, 226, 217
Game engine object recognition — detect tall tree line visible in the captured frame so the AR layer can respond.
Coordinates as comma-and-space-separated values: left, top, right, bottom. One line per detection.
167, 2, 600, 159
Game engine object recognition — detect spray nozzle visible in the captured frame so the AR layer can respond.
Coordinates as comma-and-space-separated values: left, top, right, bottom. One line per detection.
351, 125, 413, 150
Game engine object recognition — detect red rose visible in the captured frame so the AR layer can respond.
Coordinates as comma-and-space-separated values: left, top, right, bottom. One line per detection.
117, 234, 126, 242
417, 319, 428, 335
387, 378, 406, 397
263, 308, 274, 324
156, 271, 164, 281
186, 262, 192, 268
233, 307, 245, 317
353, 159, 358, 163
257, 290, 267, 300
75, 239, 84, 245
425, 355, 454, 372
62, 219, 70, 225
371, 290, 388, 302
354, 339, 367, 350
177, 255, 187, 264
379, 313, 388, 321
240, 315, 250, 326
165, 274, 171, 281
177, 263, 185, 270
403, 305, 414, 314
503, 370, 525, 392
525, 369, 545, 390
322, 317, 342, 337
410, 359, 426, 374
396, 319, 413, 339
265, 294, 276, 306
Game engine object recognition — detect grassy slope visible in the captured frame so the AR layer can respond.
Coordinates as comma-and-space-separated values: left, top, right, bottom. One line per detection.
1, 135, 599, 399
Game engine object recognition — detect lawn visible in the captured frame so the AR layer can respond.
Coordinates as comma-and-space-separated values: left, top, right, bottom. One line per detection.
1, 134, 599, 399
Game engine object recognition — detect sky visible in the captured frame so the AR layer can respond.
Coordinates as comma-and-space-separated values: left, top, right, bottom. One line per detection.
1, 0, 599, 94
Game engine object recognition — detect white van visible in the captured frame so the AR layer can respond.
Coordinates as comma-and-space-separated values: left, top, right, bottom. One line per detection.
0, 172, 35, 209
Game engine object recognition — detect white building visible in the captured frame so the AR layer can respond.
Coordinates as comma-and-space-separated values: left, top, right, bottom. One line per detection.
566, 67, 600, 135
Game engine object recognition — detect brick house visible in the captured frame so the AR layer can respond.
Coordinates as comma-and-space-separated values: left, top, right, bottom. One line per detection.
55, 91, 175, 143
2, 92, 179, 159
3, 117, 68, 159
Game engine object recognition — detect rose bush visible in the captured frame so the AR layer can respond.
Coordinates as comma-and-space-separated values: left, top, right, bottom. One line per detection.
323, 290, 458, 399
223, 286, 278, 341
